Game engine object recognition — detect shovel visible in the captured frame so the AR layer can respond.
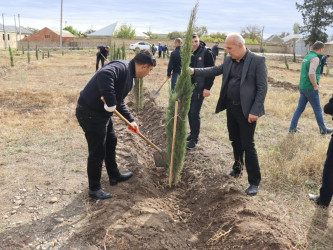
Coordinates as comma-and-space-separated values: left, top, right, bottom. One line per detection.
100, 53, 110, 63
151, 78, 169, 97
101, 97, 168, 167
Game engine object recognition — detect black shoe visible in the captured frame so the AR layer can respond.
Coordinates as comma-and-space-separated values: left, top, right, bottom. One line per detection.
88, 189, 113, 200
109, 172, 133, 186
320, 128, 333, 135
186, 135, 192, 142
308, 193, 329, 207
186, 139, 197, 149
229, 169, 242, 178
229, 161, 243, 178
245, 185, 259, 196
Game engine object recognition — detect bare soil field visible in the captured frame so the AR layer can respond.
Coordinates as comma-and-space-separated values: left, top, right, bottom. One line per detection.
0, 50, 332, 249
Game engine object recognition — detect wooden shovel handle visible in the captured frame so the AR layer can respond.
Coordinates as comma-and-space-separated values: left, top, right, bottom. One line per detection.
100, 53, 109, 62
169, 101, 178, 188
157, 78, 169, 92
101, 97, 161, 152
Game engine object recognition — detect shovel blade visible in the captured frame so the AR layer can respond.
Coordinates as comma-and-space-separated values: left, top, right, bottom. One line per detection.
153, 150, 169, 167
151, 89, 160, 97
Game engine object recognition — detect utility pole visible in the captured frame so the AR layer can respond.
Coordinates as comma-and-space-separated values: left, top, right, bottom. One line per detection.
2, 13, 7, 49
60, 0, 63, 48
18, 14, 21, 40
14, 15, 18, 46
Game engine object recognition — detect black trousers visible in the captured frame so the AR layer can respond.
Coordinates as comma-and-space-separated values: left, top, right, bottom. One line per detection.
319, 136, 333, 206
158, 51, 162, 58
226, 102, 261, 186
96, 55, 105, 71
188, 88, 204, 141
76, 105, 119, 191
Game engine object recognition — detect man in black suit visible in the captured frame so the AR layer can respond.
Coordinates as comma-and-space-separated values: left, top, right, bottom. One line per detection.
191, 33, 268, 195
76, 50, 156, 200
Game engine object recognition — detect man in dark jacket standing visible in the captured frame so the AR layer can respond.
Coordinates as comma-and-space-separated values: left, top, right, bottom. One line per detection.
309, 96, 333, 207
167, 38, 182, 91
187, 33, 215, 149
212, 42, 223, 61
320, 54, 330, 75
151, 44, 157, 56
191, 33, 268, 196
162, 45, 168, 59
96, 45, 110, 71
158, 43, 163, 58
76, 50, 156, 200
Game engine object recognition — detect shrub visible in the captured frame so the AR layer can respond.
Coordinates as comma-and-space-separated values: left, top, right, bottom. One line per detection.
284, 56, 289, 70
27, 42, 31, 64
35, 45, 38, 60
9, 46, 14, 67
166, 2, 197, 185
121, 42, 126, 60
133, 49, 144, 111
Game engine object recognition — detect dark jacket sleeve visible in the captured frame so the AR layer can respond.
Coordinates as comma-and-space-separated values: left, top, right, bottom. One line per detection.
194, 63, 224, 77
203, 49, 216, 90
96, 68, 118, 107
249, 57, 268, 116
117, 99, 134, 122
167, 51, 174, 77
95, 63, 133, 123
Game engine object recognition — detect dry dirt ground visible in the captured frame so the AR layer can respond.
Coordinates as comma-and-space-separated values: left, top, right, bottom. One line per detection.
0, 50, 332, 249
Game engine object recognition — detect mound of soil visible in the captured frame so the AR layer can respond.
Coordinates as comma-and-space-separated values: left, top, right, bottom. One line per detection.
72, 91, 298, 249
0, 90, 298, 249
268, 76, 299, 91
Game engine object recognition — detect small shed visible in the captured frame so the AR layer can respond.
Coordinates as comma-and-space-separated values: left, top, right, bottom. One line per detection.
324, 40, 333, 56
283, 34, 309, 55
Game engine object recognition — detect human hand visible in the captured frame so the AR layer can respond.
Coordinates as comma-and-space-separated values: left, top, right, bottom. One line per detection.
104, 104, 116, 112
314, 85, 319, 90
248, 114, 258, 123
128, 121, 139, 134
167, 75, 171, 79
190, 68, 195, 75
203, 89, 210, 98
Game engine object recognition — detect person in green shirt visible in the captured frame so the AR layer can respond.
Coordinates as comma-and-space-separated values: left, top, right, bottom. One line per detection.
289, 41, 333, 135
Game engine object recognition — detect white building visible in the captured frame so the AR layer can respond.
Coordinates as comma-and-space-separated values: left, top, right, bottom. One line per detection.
0, 23, 32, 49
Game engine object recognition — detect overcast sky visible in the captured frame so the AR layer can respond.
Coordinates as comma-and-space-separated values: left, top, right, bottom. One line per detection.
1, 0, 331, 38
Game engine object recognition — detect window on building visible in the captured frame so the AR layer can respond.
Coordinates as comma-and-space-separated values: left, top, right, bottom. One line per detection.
2, 34, 4, 40
45, 35, 50, 39
8, 34, 10, 40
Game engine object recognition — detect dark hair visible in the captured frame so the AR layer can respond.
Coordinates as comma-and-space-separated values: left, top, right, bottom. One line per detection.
193, 32, 198, 38
312, 41, 325, 51
324, 96, 333, 115
134, 49, 156, 66
327, 55, 330, 58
